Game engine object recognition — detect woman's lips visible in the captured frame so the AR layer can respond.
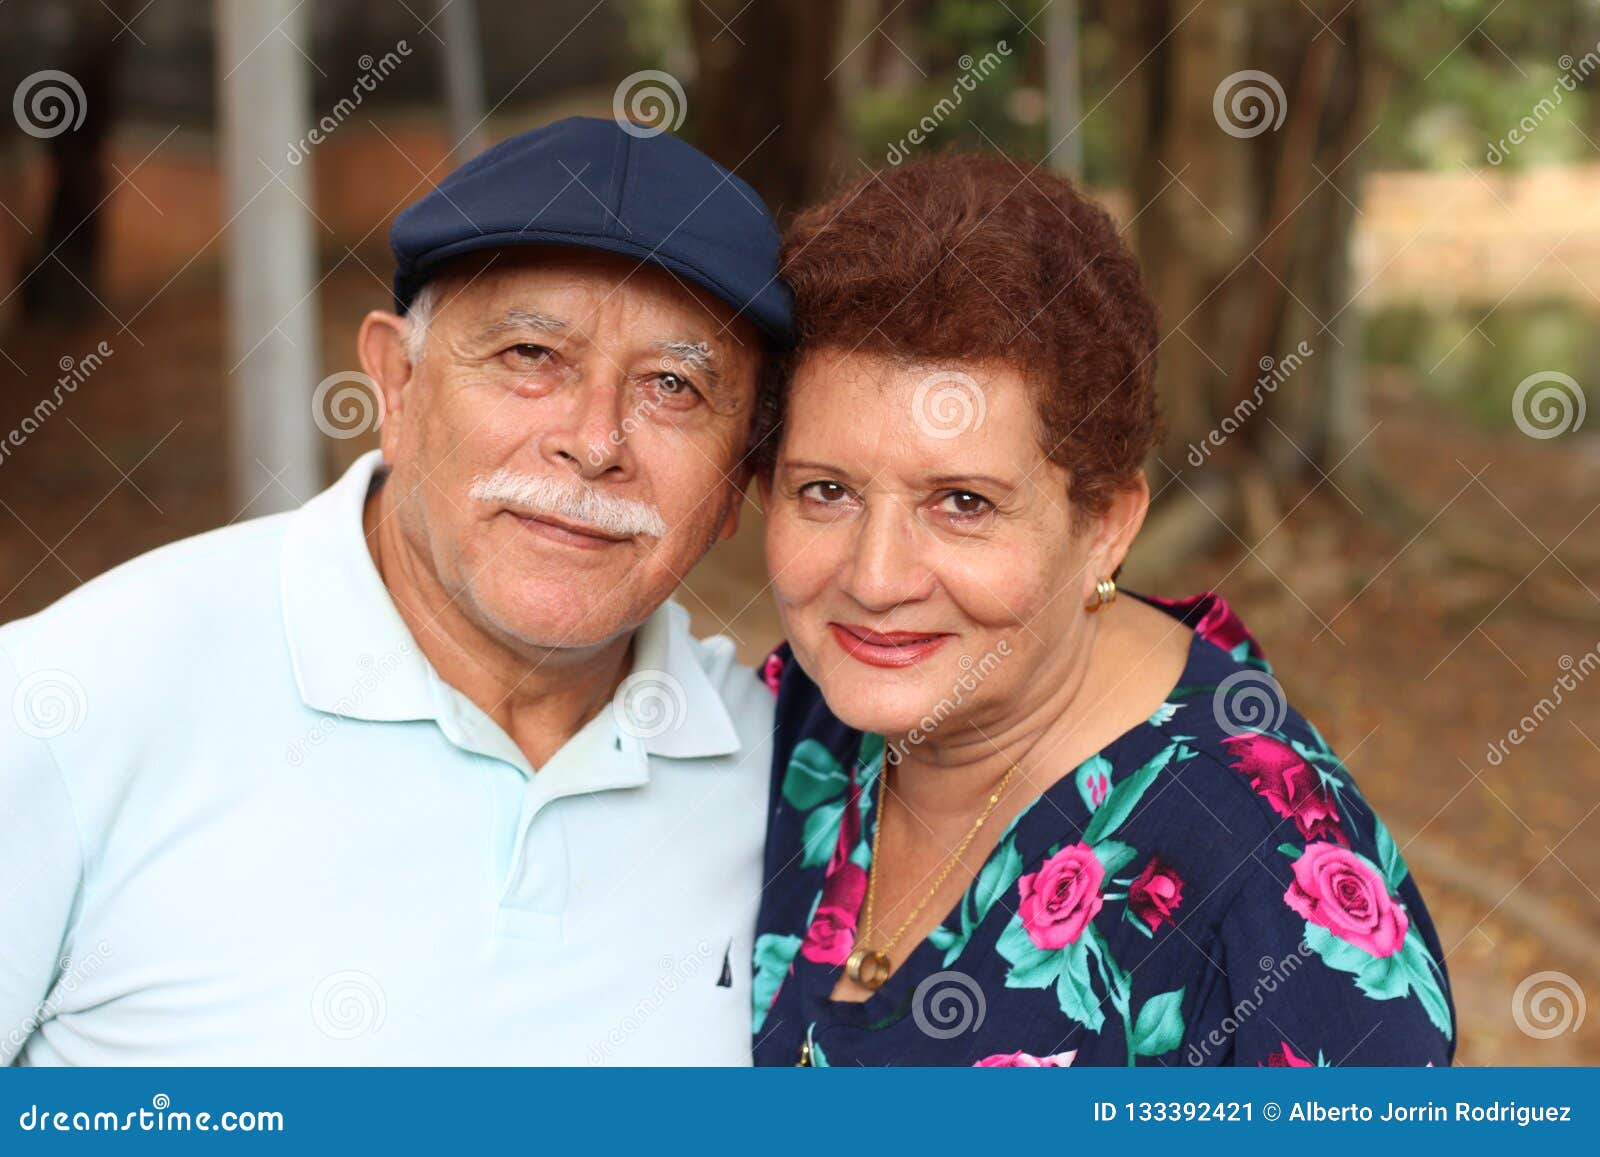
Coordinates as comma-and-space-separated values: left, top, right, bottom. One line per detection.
829, 623, 953, 668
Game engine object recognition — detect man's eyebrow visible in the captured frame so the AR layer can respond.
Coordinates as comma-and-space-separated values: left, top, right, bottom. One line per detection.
653, 339, 720, 381
477, 308, 567, 339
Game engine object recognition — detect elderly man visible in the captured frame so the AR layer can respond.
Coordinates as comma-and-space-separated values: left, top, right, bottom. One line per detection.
0, 118, 789, 1064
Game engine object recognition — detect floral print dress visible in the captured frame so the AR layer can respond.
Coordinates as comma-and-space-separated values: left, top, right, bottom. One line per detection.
751, 591, 1456, 1067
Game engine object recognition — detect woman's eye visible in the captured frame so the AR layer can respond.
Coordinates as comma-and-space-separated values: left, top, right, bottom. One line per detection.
799, 481, 851, 505
938, 490, 994, 519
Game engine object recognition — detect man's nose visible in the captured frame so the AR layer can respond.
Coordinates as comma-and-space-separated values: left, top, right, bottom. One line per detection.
539, 370, 630, 479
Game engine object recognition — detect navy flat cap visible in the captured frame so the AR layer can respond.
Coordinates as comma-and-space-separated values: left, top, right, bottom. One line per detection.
390, 116, 792, 345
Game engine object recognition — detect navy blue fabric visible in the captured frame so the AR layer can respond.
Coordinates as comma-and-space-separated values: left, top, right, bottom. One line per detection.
752, 592, 1457, 1067
390, 116, 791, 344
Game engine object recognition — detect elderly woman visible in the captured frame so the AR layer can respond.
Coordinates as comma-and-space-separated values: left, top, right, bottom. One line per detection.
749, 154, 1455, 1067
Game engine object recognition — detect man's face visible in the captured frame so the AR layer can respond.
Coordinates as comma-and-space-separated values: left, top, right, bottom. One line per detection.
374, 247, 762, 653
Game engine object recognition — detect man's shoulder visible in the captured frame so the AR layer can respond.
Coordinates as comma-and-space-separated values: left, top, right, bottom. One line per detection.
0, 510, 296, 676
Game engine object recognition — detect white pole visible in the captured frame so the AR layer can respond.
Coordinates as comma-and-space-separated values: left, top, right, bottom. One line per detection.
216, 0, 322, 517
437, 0, 488, 167
1046, 0, 1084, 178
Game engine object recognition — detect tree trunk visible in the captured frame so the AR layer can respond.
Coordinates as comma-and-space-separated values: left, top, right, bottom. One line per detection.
1110, 0, 1376, 522
686, 0, 846, 218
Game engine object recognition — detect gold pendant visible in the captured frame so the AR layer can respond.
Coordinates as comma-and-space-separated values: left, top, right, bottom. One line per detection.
845, 946, 892, 990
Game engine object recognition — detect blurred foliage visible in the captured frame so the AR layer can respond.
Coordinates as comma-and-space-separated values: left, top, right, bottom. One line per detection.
1374, 0, 1600, 170
618, 0, 1600, 180
1366, 299, 1600, 427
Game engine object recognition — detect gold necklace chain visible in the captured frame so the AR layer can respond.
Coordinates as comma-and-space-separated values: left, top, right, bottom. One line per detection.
844, 760, 1018, 990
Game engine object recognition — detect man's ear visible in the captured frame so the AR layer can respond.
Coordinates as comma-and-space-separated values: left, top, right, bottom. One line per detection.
1082, 472, 1151, 605
715, 469, 755, 544
357, 310, 415, 461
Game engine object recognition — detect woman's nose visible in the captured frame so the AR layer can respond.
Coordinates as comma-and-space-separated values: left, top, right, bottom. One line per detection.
838, 503, 936, 612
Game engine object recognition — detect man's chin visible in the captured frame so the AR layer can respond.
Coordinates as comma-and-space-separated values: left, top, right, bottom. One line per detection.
471, 580, 650, 654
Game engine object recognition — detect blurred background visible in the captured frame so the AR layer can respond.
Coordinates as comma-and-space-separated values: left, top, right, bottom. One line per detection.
0, 0, 1596, 1065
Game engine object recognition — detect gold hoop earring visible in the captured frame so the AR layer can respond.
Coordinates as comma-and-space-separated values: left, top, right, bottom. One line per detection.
1086, 576, 1117, 612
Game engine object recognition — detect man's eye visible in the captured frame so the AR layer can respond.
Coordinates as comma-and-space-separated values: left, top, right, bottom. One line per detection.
504, 343, 554, 366
656, 372, 697, 397
938, 490, 993, 518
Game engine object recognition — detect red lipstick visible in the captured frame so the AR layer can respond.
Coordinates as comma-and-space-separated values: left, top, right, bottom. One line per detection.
829, 623, 953, 668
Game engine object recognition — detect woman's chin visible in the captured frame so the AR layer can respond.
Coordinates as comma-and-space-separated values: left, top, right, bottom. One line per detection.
810, 674, 969, 741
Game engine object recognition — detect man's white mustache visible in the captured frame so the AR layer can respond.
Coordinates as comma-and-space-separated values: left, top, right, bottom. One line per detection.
469, 469, 668, 539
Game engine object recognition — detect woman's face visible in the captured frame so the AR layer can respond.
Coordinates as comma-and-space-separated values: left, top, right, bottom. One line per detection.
763, 348, 1129, 740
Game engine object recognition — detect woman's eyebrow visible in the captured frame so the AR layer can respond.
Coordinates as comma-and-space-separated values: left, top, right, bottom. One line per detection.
926, 473, 1018, 492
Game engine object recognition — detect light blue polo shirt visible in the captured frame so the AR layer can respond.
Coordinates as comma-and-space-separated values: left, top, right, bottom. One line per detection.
0, 451, 773, 1065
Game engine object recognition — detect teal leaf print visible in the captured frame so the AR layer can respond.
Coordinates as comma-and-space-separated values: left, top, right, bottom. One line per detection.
1092, 839, 1137, 878
752, 932, 802, 1033
1374, 817, 1407, 891
1075, 754, 1113, 812
1130, 987, 1187, 1057
1054, 939, 1104, 1032
799, 796, 847, 868
997, 915, 1065, 989
1082, 741, 1181, 845
1399, 931, 1454, 1039
782, 739, 849, 811
972, 834, 1025, 918
1301, 922, 1451, 1039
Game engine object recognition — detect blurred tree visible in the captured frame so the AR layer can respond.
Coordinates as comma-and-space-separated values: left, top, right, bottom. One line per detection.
687, 0, 846, 216
21, 0, 128, 323
1109, 0, 1386, 557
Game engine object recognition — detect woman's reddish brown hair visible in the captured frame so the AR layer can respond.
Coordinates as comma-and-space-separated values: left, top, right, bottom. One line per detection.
757, 150, 1162, 522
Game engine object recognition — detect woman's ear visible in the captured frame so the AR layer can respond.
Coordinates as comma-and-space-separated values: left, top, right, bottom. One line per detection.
1083, 472, 1151, 601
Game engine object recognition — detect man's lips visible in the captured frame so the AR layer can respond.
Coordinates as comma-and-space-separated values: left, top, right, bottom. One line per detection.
507, 510, 628, 549
829, 623, 954, 668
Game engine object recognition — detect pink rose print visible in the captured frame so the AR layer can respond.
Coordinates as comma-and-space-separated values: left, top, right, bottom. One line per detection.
1143, 591, 1261, 658
1261, 1041, 1313, 1067
1018, 843, 1105, 949
1128, 855, 1185, 932
974, 1049, 1078, 1067
800, 861, 866, 965
1284, 842, 1409, 958
1223, 732, 1347, 846
761, 651, 785, 698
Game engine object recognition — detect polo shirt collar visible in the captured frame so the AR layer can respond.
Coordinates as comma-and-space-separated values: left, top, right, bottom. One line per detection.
279, 450, 743, 764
